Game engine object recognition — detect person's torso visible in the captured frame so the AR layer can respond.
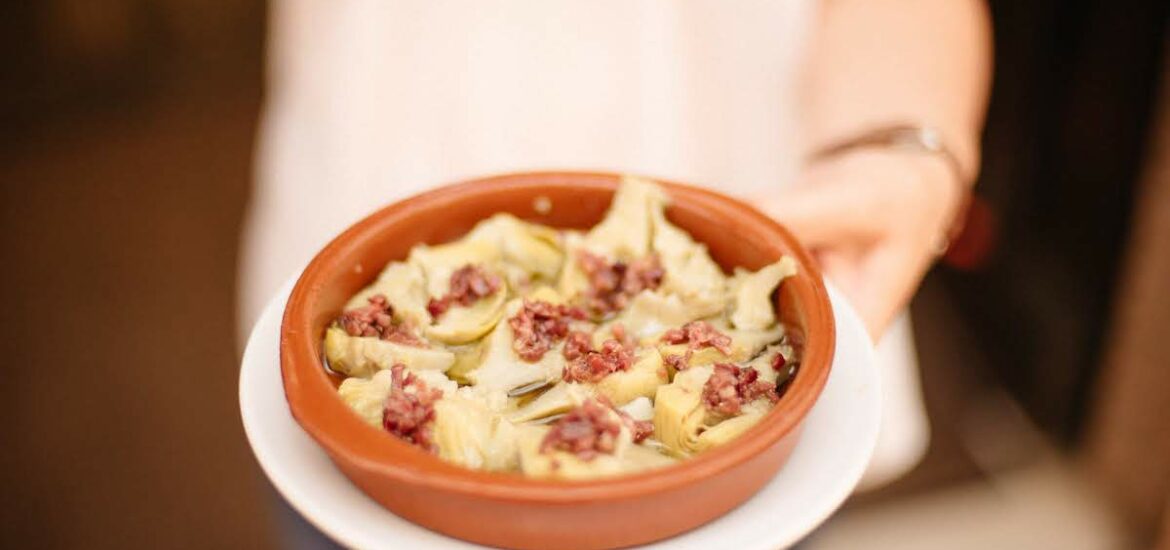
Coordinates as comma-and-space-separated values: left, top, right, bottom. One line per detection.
263, 0, 812, 201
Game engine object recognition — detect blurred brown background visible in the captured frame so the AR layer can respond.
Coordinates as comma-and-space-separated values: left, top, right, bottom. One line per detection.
0, 1, 268, 547
1, 1, 1167, 548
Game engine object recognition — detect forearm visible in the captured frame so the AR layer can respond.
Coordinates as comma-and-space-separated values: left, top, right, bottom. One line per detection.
800, 0, 993, 182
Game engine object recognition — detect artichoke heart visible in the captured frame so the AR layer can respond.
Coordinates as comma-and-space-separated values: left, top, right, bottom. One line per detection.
410, 239, 502, 299
609, 290, 717, 342
652, 366, 714, 457
726, 323, 786, 359
344, 262, 431, 326
729, 256, 797, 330
433, 395, 521, 471
337, 368, 457, 427
517, 422, 631, 480
467, 213, 564, 281
410, 369, 459, 395
743, 343, 796, 383
582, 176, 664, 260
659, 319, 784, 369
556, 232, 591, 302
337, 369, 395, 427
657, 343, 730, 370
654, 322, 781, 369
324, 326, 455, 377
518, 426, 620, 480
650, 198, 726, 310
593, 347, 669, 406
466, 297, 566, 394
517, 415, 674, 479
425, 285, 507, 345
444, 342, 483, 385
655, 365, 776, 457
510, 347, 665, 423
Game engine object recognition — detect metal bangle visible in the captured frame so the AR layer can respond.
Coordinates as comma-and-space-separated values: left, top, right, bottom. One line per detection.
810, 124, 966, 184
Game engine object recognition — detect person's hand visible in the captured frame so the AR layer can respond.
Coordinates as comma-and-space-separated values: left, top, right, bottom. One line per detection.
751, 149, 966, 340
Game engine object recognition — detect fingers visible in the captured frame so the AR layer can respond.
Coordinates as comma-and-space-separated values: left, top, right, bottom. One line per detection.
850, 242, 933, 339
814, 249, 892, 339
750, 177, 885, 248
816, 241, 930, 339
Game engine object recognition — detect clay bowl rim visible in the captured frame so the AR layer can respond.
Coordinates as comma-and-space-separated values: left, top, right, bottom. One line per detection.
280, 171, 835, 504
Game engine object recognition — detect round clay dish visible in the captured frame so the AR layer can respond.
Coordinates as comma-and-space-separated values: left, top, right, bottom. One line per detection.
281, 171, 835, 549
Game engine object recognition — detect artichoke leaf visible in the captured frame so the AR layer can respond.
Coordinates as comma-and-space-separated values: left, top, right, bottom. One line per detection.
410, 369, 459, 395
452, 384, 511, 413
729, 256, 797, 330
695, 412, 767, 452
526, 286, 568, 305
618, 396, 655, 421
509, 382, 593, 423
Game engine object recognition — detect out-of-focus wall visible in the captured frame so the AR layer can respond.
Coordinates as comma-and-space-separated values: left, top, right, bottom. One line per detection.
1085, 49, 1170, 544
0, 1, 274, 547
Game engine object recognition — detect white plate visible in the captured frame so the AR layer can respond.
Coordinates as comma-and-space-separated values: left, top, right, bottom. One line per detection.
240, 280, 880, 550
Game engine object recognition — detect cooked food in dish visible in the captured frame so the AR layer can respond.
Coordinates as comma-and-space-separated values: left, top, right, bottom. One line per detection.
324, 176, 801, 480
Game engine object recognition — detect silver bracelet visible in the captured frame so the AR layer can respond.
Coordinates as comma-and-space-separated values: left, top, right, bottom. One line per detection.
809, 123, 966, 185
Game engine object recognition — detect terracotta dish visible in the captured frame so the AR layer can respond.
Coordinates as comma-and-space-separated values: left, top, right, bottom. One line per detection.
280, 172, 835, 549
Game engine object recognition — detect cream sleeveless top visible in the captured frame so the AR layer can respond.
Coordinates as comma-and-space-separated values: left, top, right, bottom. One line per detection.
243, 0, 927, 489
